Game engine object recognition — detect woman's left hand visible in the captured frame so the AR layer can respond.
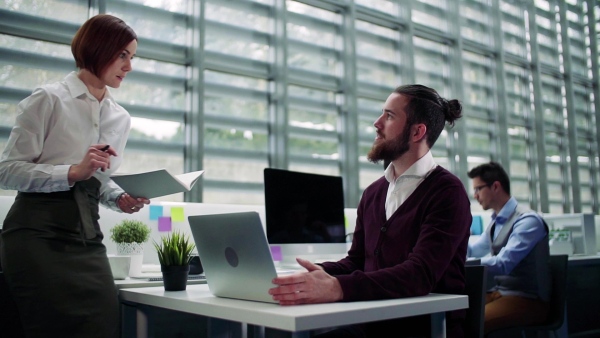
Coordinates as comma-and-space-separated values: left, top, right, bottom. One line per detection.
117, 193, 150, 214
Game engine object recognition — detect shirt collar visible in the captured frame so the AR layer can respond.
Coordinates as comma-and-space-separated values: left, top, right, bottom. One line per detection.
65, 71, 114, 102
384, 151, 437, 183
491, 196, 518, 224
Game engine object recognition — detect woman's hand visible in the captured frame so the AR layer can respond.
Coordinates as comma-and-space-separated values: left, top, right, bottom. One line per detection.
117, 193, 150, 214
68, 144, 117, 185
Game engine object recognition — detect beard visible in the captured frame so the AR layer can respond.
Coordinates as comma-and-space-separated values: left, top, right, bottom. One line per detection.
367, 124, 411, 164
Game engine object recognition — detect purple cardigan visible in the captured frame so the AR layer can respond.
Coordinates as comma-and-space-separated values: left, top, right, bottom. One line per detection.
320, 166, 471, 336
321, 166, 471, 338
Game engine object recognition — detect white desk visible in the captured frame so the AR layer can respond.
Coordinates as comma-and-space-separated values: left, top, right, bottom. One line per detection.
114, 276, 206, 289
119, 284, 468, 338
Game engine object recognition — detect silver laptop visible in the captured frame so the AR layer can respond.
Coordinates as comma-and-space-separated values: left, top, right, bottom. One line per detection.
188, 212, 279, 303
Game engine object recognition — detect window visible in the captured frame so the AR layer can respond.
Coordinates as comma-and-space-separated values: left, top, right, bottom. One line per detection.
0, 0, 598, 214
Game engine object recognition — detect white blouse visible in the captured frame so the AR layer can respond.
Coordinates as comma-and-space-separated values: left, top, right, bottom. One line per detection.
0, 72, 131, 210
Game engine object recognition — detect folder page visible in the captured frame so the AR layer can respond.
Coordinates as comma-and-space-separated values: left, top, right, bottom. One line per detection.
174, 171, 204, 190
111, 169, 204, 199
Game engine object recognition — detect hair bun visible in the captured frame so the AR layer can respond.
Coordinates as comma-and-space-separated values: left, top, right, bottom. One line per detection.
444, 99, 463, 126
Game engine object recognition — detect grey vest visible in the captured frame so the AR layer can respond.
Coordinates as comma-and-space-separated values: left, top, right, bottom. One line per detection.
489, 204, 550, 301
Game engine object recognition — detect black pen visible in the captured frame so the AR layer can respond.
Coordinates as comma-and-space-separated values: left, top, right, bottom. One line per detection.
100, 145, 110, 152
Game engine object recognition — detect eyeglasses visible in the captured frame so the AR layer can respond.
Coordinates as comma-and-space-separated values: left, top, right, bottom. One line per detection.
473, 184, 491, 194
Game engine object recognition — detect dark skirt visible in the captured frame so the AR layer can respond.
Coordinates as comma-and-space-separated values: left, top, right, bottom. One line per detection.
0, 179, 119, 338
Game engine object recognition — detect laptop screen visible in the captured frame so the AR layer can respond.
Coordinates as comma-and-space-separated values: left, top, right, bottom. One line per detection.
264, 168, 346, 245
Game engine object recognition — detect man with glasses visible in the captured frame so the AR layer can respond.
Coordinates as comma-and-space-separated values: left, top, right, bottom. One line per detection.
467, 161, 550, 334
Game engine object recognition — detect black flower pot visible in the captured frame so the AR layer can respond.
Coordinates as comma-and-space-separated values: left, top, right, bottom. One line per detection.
161, 265, 190, 291
189, 255, 203, 275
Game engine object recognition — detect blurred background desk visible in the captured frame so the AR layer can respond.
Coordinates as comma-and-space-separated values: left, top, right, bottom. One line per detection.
566, 254, 600, 338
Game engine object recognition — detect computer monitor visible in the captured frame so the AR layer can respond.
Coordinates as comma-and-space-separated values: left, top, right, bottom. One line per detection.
470, 215, 483, 235
264, 168, 347, 263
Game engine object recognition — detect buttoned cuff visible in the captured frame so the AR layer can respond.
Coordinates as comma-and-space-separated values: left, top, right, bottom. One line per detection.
52, 164, 73, 190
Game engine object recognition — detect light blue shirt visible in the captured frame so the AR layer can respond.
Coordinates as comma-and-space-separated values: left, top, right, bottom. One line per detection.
468, 197, 547, 277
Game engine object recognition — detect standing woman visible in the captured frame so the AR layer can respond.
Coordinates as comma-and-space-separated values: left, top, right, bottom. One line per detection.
0, 14, 149, 337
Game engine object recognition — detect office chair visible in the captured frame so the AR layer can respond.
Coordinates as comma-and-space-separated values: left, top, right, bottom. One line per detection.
464, 265, 487, 338
0, 272, 25, 337
486, 255, 569, 338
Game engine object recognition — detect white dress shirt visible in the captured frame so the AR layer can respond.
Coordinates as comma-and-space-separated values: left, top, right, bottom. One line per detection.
384, 151, 438, 219
0, 72, 130, 210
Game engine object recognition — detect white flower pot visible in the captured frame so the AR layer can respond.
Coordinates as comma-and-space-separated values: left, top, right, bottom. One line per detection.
116, 242, 144, 277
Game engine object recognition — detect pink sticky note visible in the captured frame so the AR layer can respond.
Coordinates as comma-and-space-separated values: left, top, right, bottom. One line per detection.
158, 217, 172, 232
270, 245, 282, 261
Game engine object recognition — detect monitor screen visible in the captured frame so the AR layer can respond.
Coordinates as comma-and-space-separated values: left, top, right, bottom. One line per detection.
470, 215, 483, 235
264, 168, 346, 244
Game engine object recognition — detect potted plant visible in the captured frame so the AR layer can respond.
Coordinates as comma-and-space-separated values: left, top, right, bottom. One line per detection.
110, 219, 151, 277
153, 231, 196, 291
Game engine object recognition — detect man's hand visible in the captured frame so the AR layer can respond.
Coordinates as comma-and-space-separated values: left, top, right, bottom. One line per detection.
269, 258, 343, 305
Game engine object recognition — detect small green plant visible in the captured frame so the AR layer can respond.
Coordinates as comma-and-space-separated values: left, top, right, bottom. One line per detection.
110, 219, 151, 244
153, 231, 196, 266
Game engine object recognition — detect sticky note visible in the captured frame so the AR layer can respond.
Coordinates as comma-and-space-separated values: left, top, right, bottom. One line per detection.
270, 245, 282, 261
149, 205, 163, 220
170, 207, 185, 222
158, 217, 172, 232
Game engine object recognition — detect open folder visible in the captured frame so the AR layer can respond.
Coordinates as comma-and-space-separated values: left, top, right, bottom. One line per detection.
111, 169, 204, 199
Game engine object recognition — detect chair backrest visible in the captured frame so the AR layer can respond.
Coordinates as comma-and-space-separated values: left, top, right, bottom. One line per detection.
544, 254, 569, 330
481, 255, 569, 338
464, 265, 487, 338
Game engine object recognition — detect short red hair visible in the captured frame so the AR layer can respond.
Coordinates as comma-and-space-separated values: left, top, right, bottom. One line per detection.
71, 14, 137, 77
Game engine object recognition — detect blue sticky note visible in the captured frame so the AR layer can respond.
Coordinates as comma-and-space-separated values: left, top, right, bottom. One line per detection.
149, 205, 163, 220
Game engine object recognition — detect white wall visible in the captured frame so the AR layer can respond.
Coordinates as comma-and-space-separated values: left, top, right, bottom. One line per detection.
0, 196, 358, 265
5, 195, 595, 265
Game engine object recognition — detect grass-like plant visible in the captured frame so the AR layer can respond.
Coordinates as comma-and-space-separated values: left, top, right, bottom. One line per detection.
153, 231, 196, 266
110, 219, 151, 243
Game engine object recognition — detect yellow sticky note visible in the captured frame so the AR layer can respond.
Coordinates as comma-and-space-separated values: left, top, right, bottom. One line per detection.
170, 207, 185, 222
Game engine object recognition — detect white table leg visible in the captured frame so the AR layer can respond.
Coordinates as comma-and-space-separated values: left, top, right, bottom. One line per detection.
430, 312, 446, 338
136, 309, 148, 338
208, 318, 244, 338
264, 327, 310, 338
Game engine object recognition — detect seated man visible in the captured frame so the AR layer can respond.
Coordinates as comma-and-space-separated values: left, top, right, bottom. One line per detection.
467, 162, 550, 334
269, 84, 472, 338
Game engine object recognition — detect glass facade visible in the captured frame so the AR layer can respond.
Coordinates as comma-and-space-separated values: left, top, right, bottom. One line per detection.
0, 0, 599, 214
